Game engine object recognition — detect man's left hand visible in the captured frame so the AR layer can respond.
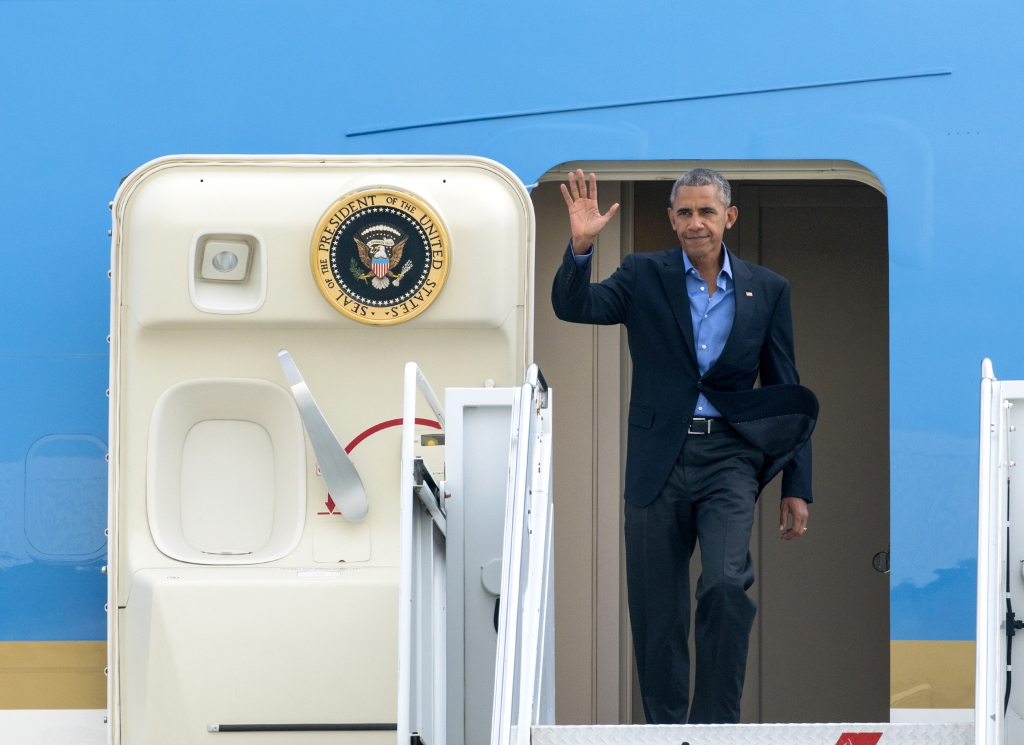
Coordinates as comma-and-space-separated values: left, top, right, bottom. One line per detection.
779, 497, 809, 541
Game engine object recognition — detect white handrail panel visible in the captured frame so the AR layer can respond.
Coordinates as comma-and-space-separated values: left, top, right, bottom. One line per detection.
278, 349, 369, 521
400, 362, 448, 745
492, 364, 555, 745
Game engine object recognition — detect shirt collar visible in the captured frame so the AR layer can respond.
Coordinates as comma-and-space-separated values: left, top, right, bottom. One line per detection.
682, 244, 733, 286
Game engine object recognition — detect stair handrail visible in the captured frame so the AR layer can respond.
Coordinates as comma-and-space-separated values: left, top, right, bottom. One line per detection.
399, 362, 446, 745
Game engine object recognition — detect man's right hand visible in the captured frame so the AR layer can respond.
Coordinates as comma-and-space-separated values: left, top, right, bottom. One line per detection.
560, 169, 620, 255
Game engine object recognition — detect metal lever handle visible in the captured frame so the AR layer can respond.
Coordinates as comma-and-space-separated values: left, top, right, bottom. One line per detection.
278, 350, 369, 521
526, 363, 548, 409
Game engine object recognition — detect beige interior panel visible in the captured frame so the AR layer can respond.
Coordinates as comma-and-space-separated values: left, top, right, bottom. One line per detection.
755, 183, 890, 723
532, 179, 628, 725
120, 568, 398, 744
121, 160, 528, 329
541, 160, 885, 195
109, 157, 533, 742
531, 181, 597, 725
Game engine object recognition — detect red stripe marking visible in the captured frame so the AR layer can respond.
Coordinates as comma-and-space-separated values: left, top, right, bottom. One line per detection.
835, 734, 883, 745
345, 418, 442, 453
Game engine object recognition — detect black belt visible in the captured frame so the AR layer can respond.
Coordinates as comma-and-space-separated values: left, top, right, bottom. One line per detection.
687, 417, 733, 435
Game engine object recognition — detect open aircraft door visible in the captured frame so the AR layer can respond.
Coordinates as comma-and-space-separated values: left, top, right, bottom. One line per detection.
977, 358, 1024, 745
108, 155, 535, 744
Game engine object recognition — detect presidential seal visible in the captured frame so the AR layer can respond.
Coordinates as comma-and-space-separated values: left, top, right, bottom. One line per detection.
311, 187, 451, 324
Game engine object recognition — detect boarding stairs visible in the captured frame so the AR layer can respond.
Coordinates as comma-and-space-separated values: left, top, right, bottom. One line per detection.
400, 364, 976, 745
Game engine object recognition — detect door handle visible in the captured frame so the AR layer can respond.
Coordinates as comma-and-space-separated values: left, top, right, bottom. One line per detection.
872, 551, 890, 573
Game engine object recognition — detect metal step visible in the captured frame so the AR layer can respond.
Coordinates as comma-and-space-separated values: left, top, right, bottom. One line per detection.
532, 723, 974, 745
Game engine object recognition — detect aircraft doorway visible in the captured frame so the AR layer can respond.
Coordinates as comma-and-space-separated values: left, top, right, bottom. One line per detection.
532, 163, 890, 725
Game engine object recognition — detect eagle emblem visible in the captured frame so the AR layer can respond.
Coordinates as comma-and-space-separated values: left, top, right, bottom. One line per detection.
311, 186, 451, 325
351, 224, 414, 290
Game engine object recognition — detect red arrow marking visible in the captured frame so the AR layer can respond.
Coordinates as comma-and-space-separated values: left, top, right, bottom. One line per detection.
835, 734, 883, 745
344, 418, 442, 453
316, 419, 444, 514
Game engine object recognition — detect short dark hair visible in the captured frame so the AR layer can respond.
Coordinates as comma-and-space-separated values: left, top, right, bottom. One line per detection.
669, 168, 732, 207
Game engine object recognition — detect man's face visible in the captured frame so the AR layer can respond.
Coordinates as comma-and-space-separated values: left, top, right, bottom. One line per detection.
667, 185, 738, 263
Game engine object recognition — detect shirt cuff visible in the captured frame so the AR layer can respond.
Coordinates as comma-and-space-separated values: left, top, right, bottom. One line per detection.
569, 240, 594, 268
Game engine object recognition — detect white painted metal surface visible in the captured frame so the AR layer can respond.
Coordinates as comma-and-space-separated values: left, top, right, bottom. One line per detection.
531, 723, 973, 745
492, 364, 555, 745
401, 362, 448, 745
976, 361, 1024, 745
890, 709, 974, 724
972, 360, 1024, 745
977, 358, 1004, 745
0, 709, 108, 745
445, 386, 516, 745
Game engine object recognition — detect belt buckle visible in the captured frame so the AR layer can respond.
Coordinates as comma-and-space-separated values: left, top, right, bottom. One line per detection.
689, 417, 711, 435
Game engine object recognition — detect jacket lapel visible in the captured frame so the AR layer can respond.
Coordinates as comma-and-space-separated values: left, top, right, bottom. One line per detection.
656, 249, 697, 362
706, 250, 754, 377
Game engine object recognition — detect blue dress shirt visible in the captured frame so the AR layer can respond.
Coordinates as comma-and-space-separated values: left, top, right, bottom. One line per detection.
572, 243, 736, 417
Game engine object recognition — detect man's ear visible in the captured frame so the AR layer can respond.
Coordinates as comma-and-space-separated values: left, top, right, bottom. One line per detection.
725, 205, 739, 230
667, 206, 677, 229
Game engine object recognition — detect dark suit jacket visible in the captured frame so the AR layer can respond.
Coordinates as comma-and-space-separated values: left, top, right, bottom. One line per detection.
551, 244, 817, 507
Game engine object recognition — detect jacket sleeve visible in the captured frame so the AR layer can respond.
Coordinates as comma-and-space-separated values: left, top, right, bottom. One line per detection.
551, 242, 636, 326
759, 281, 813, 503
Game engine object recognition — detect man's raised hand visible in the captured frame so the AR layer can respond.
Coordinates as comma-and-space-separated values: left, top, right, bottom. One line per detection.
560, 169, 620, 255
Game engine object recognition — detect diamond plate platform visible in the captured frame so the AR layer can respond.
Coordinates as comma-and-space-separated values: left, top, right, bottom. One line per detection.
532, 723, 974, 745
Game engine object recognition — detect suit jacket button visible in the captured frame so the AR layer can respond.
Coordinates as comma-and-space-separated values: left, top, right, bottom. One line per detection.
696, 381, 703, 389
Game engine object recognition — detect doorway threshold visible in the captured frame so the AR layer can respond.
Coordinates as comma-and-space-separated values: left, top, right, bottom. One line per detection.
532, 723, 972, 744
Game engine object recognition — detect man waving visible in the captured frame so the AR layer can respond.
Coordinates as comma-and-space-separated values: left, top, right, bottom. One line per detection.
552, 168, 817, 724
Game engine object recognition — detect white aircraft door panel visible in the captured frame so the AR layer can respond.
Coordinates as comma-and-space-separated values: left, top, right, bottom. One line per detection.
443, 387, 515, 745
976, 360, 1024, 745
109, 155, 534, 743
492, 365, 555, 745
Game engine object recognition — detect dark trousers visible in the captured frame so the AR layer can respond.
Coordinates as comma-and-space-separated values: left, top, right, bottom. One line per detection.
624, 428, 764, 724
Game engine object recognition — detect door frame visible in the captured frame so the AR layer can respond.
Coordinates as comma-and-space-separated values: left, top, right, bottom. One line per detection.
533, 160, 887, 725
